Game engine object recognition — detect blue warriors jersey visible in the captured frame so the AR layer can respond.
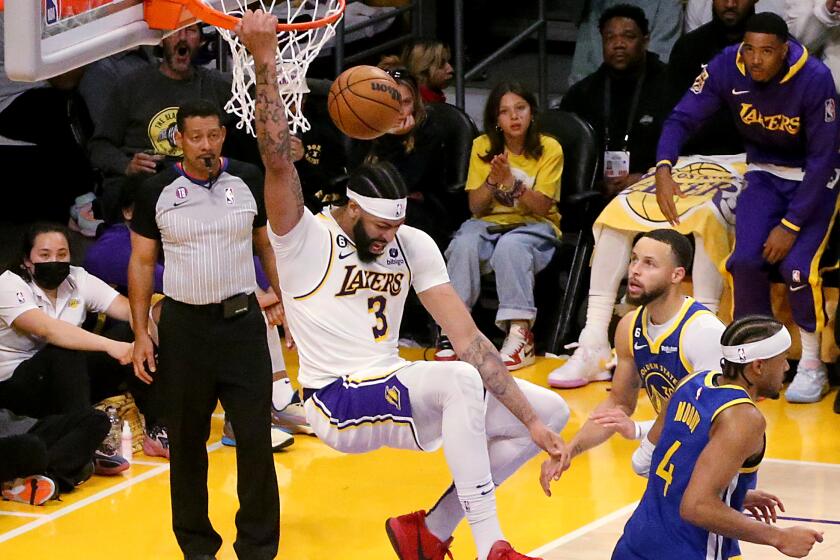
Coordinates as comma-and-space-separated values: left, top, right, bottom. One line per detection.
613, 371, 764, 560
631, 297, 716, 414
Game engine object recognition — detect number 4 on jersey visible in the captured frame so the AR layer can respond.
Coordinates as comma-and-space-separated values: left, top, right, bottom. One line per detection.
656, 440, 682, 496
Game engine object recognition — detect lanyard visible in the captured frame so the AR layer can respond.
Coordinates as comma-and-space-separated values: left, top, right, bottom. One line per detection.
604, 69, 645, 151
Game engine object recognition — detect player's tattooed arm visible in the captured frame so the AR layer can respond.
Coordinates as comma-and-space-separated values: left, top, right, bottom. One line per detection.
419, 283, 569, 459
460, 332, 539, 425
237, 10, 305, 234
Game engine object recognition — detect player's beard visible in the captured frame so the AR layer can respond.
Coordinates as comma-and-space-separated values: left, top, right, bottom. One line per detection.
353, 220, 386, 263
625, 281, 668, 307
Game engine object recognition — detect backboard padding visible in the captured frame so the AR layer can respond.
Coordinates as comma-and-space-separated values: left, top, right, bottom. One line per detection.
4, 0, 220, 81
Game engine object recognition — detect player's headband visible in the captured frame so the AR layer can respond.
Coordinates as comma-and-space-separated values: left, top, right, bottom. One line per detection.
346, 188, 407, 221
721, 327, 791, 363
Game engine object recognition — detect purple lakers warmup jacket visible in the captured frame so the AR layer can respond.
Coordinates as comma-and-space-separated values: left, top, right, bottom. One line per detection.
657, 40, 840, 231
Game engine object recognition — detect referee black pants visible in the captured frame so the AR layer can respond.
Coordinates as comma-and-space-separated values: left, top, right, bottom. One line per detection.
157, 296, 279, 560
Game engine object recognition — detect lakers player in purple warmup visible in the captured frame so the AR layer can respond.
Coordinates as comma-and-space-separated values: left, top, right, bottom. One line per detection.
654, 13, 840, 404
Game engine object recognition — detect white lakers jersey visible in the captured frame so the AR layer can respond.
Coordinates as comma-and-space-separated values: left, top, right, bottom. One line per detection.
269, 208, 449, 389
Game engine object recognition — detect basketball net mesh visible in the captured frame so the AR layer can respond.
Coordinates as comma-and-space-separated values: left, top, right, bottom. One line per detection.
216, 0, 343, 136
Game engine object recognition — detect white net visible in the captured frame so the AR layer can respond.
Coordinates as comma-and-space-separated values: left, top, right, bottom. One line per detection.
217, 0, 344, 136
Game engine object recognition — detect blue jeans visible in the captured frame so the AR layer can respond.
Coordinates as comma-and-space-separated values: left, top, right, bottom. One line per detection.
444, 219, 557, 329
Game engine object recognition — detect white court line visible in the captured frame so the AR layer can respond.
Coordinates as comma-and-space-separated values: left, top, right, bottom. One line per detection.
528, 458, 840, 556
528, 501, 639, 557
0, 441, 223, 544
526, 458, 840, 556
130, 459, 168, 467
0, 511, 46, 519
765, 457, 840, 469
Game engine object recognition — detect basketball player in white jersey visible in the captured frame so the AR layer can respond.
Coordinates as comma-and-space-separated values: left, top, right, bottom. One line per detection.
541, 230, 724, 490
238, 12, 571, 560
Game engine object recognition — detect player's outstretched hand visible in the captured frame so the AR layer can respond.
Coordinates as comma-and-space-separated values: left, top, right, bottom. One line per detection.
744, 489, 784, 524
236, 10, 279, 63
590, 407, 636, 439
529, 423, 567, 456
774, 525, 823, 557
539, 451, 573, 497
654, 166, 685, 226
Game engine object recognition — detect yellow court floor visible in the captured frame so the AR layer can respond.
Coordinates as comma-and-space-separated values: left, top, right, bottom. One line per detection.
1, 349, 838, 560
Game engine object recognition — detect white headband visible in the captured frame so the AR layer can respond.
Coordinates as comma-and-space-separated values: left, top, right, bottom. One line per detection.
346, 188, 407, 220
721, 327, 792, 363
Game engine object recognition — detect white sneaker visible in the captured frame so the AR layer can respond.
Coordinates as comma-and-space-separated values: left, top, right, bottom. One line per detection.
785, 361, 830, 403
547, 342, 612, 389
500, 326, 535, 371
270, 426, 295, 452
223, 420, 296, 451
434, 334, 458, 361
272, 401, 315, 435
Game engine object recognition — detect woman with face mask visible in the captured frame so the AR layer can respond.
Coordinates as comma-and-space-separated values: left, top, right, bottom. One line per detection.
0, 223, 134, 419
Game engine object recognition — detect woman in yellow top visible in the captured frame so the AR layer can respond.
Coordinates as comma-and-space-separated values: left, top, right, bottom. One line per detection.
438, 82, 564, 370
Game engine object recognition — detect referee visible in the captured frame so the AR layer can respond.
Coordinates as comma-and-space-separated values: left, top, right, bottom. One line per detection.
128, 99, 280, 560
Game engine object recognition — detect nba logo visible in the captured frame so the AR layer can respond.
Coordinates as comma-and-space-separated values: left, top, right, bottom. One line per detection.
176, 187, 188, 200
738, 348, 746, 362
45, 0, 59, 25
395, 202, 403, 217
793, 269, 801, 283
16, 291, 24, 304
225, 187, 235, 205
826, 99, 836, 123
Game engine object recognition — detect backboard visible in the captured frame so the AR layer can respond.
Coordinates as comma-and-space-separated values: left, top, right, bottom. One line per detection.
4, 0, 219, 82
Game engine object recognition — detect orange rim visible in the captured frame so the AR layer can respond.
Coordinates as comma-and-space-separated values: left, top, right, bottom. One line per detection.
146, 0, 346, 32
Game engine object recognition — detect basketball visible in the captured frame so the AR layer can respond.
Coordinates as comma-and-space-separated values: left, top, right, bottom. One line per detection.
327, 65, 403, 140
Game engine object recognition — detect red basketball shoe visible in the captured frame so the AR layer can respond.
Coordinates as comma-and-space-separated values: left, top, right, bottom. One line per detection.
385, 510, 454, 560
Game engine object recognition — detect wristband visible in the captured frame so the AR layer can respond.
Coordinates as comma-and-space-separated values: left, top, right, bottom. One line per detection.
634, 420, 655, 440
655, 160, 673, 170
631, 435, 655, 478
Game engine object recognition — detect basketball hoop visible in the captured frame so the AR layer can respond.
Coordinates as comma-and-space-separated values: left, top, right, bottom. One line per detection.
145, 0, 346, 135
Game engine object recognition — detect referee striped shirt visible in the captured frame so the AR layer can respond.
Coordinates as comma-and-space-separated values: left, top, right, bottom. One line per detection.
131, 158, 266, 305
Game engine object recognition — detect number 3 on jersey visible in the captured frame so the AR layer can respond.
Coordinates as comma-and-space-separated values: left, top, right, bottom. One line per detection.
368, 296, 389, 341
656, 440, 682, 497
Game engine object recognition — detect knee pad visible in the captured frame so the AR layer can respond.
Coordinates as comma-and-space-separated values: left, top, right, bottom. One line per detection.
446, 362, 487, 434
524, 385, 570, 433
447, 362, 485, 403
546, 394, 570, 433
